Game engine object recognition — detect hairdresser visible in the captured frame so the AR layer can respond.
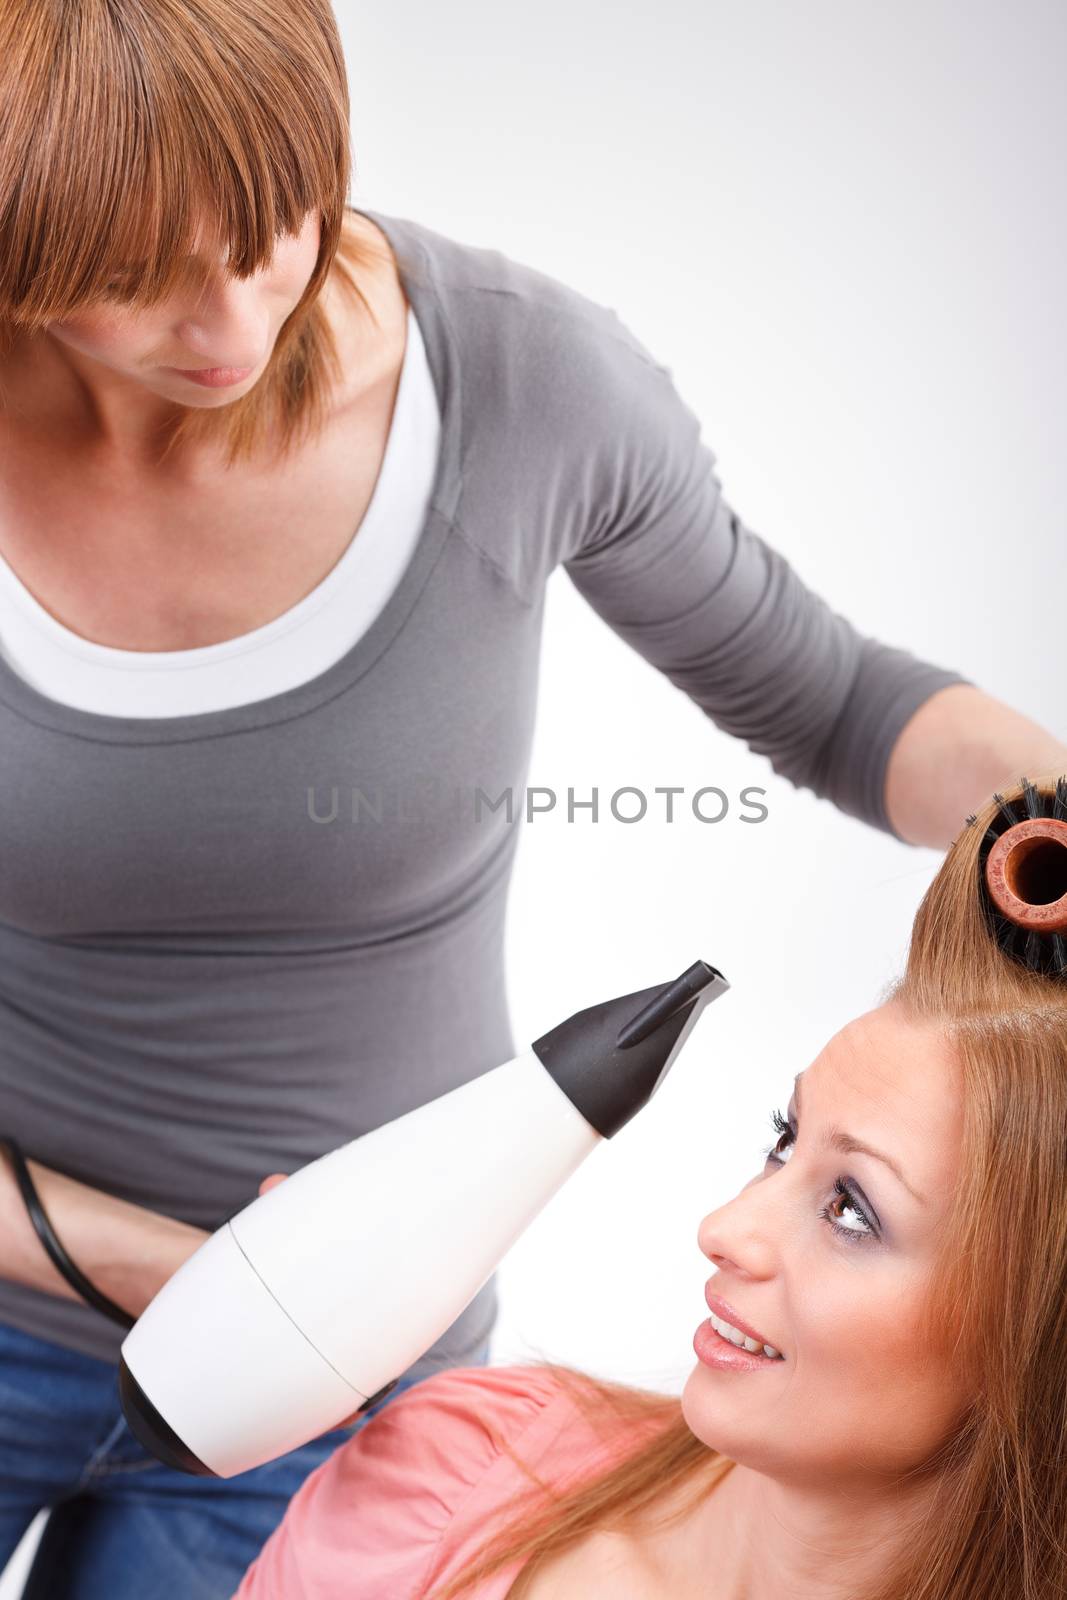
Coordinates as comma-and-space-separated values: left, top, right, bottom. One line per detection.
0, 3, 1063, 1598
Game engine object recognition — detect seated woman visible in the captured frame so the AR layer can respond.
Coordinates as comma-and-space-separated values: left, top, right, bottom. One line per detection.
232, 774, 1067, 1600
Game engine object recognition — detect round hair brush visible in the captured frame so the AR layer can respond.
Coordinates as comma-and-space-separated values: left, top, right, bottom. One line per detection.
967, 775, 1067, 977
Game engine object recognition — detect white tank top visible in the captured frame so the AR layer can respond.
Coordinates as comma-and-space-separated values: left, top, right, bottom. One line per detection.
0, 305, 439, 716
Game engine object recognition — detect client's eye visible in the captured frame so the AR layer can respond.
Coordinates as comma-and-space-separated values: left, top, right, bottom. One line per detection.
760, 1107, 879, 1246
763, 1107, 794, 1162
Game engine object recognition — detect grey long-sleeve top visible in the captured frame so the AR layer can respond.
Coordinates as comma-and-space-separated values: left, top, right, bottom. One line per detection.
0, 207, 970, 1368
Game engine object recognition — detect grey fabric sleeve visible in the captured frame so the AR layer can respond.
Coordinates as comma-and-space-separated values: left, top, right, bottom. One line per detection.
555, 312, 973, 838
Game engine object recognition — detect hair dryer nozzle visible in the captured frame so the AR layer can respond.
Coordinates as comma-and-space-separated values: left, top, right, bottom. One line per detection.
615, 960, 726, 1047
532, 959, 729, 1139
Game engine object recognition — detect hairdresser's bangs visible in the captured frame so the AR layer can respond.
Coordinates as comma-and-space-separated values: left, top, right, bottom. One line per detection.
0, 0, 350, 330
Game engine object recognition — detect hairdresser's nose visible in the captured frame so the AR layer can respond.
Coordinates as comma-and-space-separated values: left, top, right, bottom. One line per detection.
696, 1175, 779, 1276
175, 275, 270, 368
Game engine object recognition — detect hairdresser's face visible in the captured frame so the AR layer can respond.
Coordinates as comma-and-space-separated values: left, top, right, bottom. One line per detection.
43, 208, 321, 410
682, 1001, 970, 1488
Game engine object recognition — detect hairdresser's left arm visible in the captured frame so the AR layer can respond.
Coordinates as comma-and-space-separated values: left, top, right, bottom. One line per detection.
884, 684, 1067, 849
546, 309, 1063, 848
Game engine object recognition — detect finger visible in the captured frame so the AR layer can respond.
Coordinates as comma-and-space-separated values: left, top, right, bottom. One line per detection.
258, 1173, 289, 1196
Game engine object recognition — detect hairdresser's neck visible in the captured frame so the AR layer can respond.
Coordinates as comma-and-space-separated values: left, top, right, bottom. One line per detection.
18, 335, 188, 467
635, 1459, 934, 1598
1, 215, 395, 472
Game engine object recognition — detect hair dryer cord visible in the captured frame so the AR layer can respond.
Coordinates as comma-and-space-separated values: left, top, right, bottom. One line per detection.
0, 1137, 135, 1331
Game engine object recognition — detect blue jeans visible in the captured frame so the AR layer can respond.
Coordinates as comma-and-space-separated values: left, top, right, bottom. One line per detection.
0, 1317, 492, 1598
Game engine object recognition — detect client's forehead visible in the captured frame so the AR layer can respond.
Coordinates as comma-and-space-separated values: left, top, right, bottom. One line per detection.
798, 1005, 961, 1209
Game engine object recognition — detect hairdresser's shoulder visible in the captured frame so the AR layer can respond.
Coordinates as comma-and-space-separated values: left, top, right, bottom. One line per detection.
382, 207, 678, 437
381, 210, 685, 598
395, 210, 626, 330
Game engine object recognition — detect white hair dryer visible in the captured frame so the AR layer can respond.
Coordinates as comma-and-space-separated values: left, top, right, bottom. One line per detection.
118, 959, 729, 1478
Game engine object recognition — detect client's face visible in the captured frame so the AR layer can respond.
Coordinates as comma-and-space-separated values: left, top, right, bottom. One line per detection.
681, 1000, 970, 1487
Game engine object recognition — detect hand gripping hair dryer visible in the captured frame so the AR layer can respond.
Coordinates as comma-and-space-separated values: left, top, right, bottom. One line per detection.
119, 959, 729, 1478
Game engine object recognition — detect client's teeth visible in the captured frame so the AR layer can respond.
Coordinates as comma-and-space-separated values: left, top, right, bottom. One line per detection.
709, 1310, 783, 1360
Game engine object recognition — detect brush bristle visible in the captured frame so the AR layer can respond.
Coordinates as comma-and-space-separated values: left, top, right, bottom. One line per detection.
1021, 776, 1042, 820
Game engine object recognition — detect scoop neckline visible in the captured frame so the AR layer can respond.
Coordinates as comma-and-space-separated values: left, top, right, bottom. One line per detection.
0, 304, 420, 671
0, 206, 463, 744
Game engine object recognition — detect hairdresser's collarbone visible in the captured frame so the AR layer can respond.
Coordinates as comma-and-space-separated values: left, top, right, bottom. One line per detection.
0, 406, 393, 650
0, 274, 408, 650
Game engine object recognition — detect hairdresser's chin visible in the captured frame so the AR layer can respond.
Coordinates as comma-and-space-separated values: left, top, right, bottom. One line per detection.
681, 999, 972, 1491
40, 208, 322, 421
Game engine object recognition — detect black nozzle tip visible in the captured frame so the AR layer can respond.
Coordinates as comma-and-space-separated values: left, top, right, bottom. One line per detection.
118, 1356, 217, 1478
532, 957, 730, 1140
616, 960, 727, 1048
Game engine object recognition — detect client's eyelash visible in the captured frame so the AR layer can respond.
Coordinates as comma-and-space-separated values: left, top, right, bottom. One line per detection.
762, 1108, 878, 1245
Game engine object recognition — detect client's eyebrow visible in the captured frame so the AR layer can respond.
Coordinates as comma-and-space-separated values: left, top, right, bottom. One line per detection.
792, 1074, 926, 1206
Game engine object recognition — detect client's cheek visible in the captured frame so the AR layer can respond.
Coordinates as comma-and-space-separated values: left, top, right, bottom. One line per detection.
835, 1311, 960, 1469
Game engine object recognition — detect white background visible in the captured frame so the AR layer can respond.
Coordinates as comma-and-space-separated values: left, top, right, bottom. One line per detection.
4, 0, 1064, 1590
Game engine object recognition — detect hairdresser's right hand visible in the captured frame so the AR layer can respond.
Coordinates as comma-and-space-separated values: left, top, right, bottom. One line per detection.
125, 1211, 212, 1319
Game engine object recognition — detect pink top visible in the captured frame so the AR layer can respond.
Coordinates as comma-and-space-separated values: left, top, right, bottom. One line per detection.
232, 1363, 665, 1600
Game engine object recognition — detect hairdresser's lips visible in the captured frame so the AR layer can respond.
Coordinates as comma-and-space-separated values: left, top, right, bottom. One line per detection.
164, 365, 255, 388
693, 1289, 785, 1373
